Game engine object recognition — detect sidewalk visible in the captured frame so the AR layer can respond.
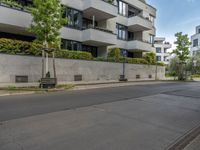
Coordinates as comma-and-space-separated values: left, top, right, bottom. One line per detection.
0, 79, 175, 88
0, 90, 35, 97
0, 80, 180, 97
183, 135, 200, 150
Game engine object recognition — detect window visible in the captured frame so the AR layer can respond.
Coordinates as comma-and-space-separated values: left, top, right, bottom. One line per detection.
83, 18, 98, 29
128, 31, 134, 41
156, 48, 161, 53
164, 56, 168, 61
156, 56, 161, 61
61, 39, 82, 50
65, 7, 82, 29
118, 0, 128, 17
82, 45, 98, 57
198, 29, 200, 34
149, 34, 154, 44
116, 24, 128, 40
164, 48, 168, 53
193, 39, 198, 47
149, 15, 155, 25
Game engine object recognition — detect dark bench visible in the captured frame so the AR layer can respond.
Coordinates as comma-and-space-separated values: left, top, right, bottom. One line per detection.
40, 78, 57, 88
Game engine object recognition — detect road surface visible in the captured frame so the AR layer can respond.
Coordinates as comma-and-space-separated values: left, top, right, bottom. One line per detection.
0, 82, 200, 150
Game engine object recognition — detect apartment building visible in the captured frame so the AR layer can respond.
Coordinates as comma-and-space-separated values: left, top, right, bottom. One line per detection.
0, 0, 156, 57
191, 25, 200, 56
154, 37, 171, 65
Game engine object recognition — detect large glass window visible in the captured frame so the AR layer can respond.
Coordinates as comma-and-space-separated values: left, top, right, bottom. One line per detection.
82, 18, 98, 29
61, 39, 82, 50
118, 0, 128, 17
193, 39, 198, 47
156, 48, 161, 53
82, 45, 98, 57
149, 34, 155, 44
128, 31, 134, 41
65, 7, 82, 29
164, 48, 168, 53
156, 56, 161, 61
116, 24, 128, 40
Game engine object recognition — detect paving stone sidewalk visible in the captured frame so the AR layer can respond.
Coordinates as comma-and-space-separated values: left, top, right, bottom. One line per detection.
183, 135, 200, 150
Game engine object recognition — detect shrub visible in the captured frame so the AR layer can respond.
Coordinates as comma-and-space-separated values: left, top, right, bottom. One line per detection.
0, 38, 42, 56
0, 38, 93, 60
108, 47, 120, 62
132, 58, 148, 64
143, 52, 156, 64
156, 62, 165, 66
55, 50, 92, 60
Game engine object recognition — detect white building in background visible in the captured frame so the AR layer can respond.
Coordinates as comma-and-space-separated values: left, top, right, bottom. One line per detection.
191, 25, 200, 56
0, 0, 156, 58
154, 37, 172, 65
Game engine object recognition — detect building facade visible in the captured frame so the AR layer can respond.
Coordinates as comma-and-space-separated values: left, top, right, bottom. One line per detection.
0, 0, 156, 57
154, 37, 171, 65
191, 25, 200, 56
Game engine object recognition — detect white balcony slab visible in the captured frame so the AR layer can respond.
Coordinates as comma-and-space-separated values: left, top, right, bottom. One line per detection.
0, 6, 31, 28
128, 16, 153, 32
83, 0, 117, 21
127, 40, 154, 52
82, 28, 117, 46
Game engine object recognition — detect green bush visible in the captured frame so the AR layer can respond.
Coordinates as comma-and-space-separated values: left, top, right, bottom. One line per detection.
0, 38, 92, 60
55, 50, 92, 60
0, 38, 42, 56
0, 38, 164, 66
156, 62, 165, 66
143, 52, 156, 64
108, 47, 120, 62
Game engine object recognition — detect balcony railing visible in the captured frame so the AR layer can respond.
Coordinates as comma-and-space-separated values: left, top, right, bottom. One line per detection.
0, 0, 32, 12
128, 14, 152, 23
101, 0, 117, 6
82, 25, 115, 35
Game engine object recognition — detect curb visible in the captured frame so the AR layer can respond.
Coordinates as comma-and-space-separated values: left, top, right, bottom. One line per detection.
0, 91, 36, 97
164, 122, 200, 150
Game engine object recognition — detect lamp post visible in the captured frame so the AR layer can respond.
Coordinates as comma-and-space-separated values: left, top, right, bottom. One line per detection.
119, 50, 128, 81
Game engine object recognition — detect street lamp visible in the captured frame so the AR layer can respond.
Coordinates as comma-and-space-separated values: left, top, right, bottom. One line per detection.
119, 50, 128, 81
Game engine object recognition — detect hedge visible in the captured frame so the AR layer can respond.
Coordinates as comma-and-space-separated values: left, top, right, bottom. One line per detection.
0, 38, 164, 66
55, 50, 92, 60
0, 38, 92, 60
0, 38, 42, 56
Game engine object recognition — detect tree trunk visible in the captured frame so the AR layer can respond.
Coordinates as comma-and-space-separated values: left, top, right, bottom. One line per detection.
42, 49, 45, 78
53, 51, 57, 81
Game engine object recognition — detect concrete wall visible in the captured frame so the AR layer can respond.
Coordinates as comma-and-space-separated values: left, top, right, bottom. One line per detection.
0, 54, 165, 83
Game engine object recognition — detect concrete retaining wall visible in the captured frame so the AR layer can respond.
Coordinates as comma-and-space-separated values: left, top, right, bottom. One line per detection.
0, 54, 165, 83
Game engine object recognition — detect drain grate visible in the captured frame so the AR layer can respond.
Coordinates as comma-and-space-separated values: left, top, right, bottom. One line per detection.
164, 123, 200, 150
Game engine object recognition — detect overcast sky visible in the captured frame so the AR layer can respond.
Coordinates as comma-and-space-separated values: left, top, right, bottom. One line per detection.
147, 0, 200, 49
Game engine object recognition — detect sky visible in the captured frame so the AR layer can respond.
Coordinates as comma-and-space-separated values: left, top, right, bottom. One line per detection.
147, 0, 200, 50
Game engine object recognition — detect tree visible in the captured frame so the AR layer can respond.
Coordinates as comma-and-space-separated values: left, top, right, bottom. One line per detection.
29, 0, 67, 79
187, 50, 200, 74
168, 56, 180, 79
143, 52, 156, 64
172, 32, 191, 80
108, 48, 120, 62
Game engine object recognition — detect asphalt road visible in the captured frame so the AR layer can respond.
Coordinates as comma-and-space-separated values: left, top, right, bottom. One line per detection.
0, 82, 200, 150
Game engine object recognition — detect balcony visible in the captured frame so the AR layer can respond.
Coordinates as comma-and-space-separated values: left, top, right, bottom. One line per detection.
83, 0, 117, 21
128, 15, 153, 32
0, 5, 32, 35
127, 40, 154, 52
0, 5, 31, 27
82, 27, 117, 46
